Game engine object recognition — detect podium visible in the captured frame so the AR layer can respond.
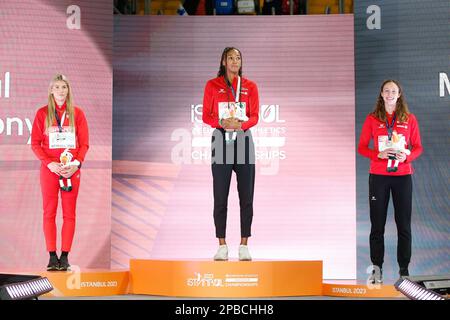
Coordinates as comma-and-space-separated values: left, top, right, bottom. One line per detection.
0, 261, 408, 298
322, 280, 404, 298
130, 259, 323, 297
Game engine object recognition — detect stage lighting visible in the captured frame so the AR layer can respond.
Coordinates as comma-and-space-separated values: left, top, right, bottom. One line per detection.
0, 274, 53, 300
394, 277, 446, 300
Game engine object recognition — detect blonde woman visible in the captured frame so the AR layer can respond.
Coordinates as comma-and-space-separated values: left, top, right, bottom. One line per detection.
31, 74, 89, 271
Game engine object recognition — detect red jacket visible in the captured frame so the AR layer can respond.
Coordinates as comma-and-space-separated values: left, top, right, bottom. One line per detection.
31, 103, 89, 166
202, 76, 259, 131
358, 113, 423, 175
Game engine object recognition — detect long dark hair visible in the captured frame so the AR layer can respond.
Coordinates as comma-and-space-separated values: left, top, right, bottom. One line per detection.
372, 79, 410, 122
217, 47, 243, 78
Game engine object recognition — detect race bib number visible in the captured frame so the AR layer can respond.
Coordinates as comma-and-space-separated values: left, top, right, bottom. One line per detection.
378, 135, 406, 152
218, 102, 248, 121
49, 131, 76, 149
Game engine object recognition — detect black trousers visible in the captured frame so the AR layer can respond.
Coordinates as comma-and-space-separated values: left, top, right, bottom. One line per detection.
211, 129, 255, 238
369, 174, 412, 269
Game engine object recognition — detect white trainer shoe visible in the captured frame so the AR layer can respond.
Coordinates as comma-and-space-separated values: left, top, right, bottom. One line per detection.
239, 245, 252, 261
214, 245, 228, 261
369, 267, 383, 284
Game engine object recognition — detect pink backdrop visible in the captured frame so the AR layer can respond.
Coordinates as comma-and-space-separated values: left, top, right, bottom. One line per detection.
0, 1, 112, 269
113, 16, 356, 279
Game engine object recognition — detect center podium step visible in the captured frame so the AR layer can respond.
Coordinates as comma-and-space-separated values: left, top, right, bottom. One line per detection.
130, 259, 323, 297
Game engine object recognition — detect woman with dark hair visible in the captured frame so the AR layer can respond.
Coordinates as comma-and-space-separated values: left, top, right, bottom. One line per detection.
358, 79, 423, 283
202, 47, 259, 261
31, 74, 89, 271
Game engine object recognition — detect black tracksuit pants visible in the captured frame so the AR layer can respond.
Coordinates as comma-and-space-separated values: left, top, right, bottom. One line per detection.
211, 129, 255, 238
369, 174, 412, 270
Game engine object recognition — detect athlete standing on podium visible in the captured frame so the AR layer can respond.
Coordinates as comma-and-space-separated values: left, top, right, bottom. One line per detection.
358, 79, 423, 283
31, 74, 89, 271
202, 47, 259, 261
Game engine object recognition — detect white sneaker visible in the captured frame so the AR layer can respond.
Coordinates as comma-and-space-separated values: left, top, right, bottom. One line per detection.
214, 245, 228, 261
239, 245, 252, 261
369, 267, 383, 284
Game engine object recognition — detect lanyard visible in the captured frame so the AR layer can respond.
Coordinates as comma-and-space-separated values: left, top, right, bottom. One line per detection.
224, 76, 241, 142
226, 76, 241, 102
386, 114, 396, 141
55, 110, 66, 133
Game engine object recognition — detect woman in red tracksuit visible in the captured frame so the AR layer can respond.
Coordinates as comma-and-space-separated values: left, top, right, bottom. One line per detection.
358, 79, 423, 284
203, 47, 259, 261
31, 74, 89, 271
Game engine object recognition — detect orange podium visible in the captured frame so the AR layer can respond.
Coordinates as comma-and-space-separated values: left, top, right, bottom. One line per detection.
41, 268, 129, 297
322, 280, 404, 298
130, 259, 323, 297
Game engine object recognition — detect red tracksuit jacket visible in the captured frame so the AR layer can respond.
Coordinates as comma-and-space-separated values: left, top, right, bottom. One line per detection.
31, 103, 89, 166
202, 76, 259, 130
358, 113, 423, 175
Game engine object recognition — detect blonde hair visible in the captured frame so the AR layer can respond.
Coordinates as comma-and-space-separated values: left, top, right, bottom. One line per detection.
372, 79, 410, 123
46, 74, 75, 133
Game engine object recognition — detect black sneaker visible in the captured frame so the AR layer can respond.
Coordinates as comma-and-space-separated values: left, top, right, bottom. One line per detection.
47, 255, 60, 271
399, 268, 409, 277
58, 255, 70, 271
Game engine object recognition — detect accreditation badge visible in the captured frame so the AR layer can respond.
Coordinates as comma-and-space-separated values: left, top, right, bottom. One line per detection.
49, 130, 76, 149
218, 102, 248, 121
218, 102, 232, 119
378, 135, 392, 152
233, 102, 248, 121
